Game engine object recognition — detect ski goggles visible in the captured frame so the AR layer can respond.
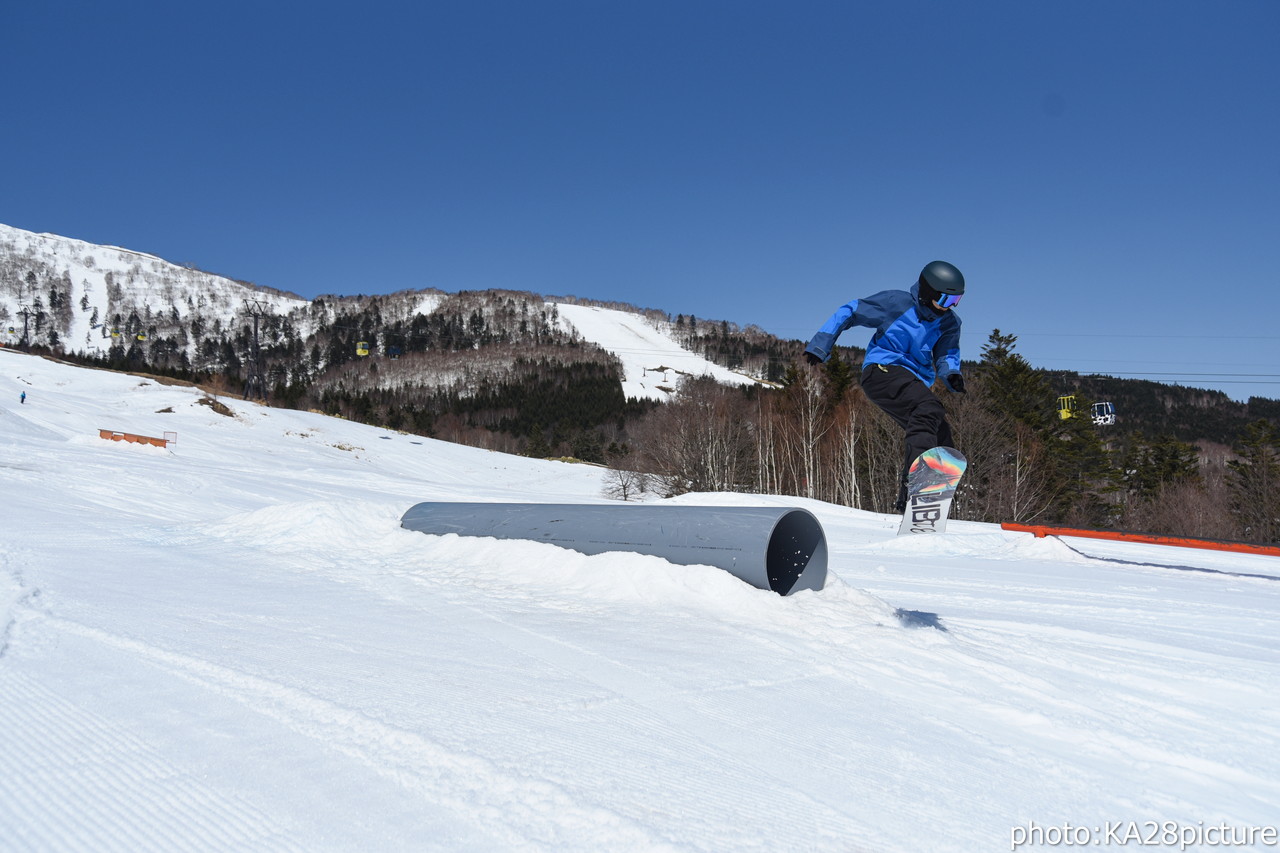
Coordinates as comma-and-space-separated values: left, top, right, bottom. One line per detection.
934, 292, 962, 309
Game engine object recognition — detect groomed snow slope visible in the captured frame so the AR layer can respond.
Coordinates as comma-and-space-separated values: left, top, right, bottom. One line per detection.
553, 302, 763, 401
2, 348, 1278, 852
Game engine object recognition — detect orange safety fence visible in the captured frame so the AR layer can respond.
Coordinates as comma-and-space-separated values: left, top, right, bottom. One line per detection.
98, 429, 169, 448
1001, 522, 1280, 558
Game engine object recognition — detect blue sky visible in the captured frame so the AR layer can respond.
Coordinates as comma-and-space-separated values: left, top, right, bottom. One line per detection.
4, 1, 1277, 402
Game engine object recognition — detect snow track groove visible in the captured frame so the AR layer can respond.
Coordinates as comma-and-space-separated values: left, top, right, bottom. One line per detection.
0, 668, 298, 853
45, 615, 677, 853
420, 588, 877, 851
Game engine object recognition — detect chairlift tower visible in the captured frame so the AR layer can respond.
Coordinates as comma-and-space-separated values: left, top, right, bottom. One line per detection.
17, 305, 32, 348
242, 300, 268, 401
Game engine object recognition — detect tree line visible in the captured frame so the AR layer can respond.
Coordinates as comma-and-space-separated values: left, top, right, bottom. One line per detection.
8, 265, 1279, 544
610, 330, 1280, 545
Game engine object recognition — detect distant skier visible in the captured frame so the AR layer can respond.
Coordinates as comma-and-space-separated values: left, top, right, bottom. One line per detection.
803, 260, 967, 512
20, 391, 25, 404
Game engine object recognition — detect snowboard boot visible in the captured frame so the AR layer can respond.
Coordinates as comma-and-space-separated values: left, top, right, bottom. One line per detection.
893, 477, 908, 514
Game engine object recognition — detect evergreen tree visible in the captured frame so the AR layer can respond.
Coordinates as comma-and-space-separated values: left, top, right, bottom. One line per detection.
1117, 433, 1200, 501
571, 431, 604, 463
823, 356, 855, 405
970, 330, 1126, 525
524, 428, 551, 458
974, 329, 1054, 432
1050, 403, 1117, 527
1229, 420, 1280, 542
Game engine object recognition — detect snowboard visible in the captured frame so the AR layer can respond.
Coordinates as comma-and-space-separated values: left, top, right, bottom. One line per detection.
897, 446, 967, 535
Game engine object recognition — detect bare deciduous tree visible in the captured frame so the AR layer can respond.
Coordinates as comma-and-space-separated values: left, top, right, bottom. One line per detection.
634, 377, 755, 496
601, 466, 653, 502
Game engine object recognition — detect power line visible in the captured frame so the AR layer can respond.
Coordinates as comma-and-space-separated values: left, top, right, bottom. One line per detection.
1075, 368, 1280, 376
1019, 332, 1280, 340
1082, 378, 1280, 385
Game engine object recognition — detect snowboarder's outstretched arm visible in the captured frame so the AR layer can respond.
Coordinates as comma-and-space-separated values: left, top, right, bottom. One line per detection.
803, 290, 903, 364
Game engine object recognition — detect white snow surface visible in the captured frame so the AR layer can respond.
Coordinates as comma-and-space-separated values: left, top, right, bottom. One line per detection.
552, 302, 763, 401
2, 348, 1279, 852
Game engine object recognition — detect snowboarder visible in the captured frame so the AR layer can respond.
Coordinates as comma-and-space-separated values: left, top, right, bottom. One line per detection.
803, 260, 966, 512
20, 391, 25, 404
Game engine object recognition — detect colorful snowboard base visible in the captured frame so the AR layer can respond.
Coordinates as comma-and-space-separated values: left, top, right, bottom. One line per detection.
897, 446, 968, 535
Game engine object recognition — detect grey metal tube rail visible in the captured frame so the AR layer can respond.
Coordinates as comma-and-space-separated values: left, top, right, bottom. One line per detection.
399, 502, 827, 595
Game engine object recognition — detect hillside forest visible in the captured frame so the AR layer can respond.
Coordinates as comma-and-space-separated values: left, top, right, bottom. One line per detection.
3, 266, 1279, 545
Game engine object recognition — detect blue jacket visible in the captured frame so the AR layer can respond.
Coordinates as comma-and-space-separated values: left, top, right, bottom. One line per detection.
804, 283, 962, 386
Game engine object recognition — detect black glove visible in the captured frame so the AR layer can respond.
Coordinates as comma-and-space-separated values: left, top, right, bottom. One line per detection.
803, 351, 822, 367
943, 372, 966, 393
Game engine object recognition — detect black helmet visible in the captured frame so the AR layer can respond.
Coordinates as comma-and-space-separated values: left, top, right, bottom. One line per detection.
919, 260, 965, 295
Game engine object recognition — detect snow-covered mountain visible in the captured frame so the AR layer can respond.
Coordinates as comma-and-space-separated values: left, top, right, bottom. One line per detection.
3, 348, 1279, 851
0, 223, 308, 354
0, 223, 766, 403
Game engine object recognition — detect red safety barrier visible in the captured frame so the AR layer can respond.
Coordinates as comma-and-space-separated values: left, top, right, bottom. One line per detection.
99, 429, 168, 448
1001, 523, 1280, 558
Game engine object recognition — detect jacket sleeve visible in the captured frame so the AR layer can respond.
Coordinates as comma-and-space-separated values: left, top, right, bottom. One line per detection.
933, 315, 963, 376
803, 291, 899, 363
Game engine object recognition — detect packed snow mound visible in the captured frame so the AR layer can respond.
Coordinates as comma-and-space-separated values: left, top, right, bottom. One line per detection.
855, 529, 1096, 565
552, 302, 764, 401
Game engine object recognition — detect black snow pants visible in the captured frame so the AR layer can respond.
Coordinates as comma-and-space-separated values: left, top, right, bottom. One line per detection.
860, 363, 954, 509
